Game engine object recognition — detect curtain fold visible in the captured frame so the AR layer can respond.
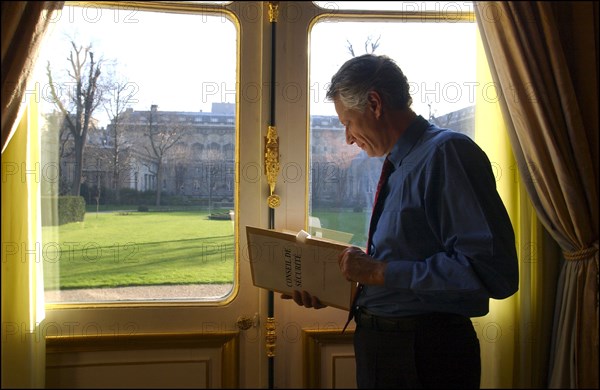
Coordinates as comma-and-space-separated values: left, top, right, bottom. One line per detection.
474, 25, 517, 387
1, 1, 64, 154
1, 94, 46, 388
474, 2, 598, 388
1, 1, 64, 388
474, 25, 560, 388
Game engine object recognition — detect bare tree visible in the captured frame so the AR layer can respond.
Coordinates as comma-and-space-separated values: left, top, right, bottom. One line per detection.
42, 111, 74, 195
346, 35, 381, 57
104, 78, 136, 204
46, 41, 104, 196
364, 35, 381, 54
169, 142, 191, 196
143, 106, 185, 206
346, 39, 355, 57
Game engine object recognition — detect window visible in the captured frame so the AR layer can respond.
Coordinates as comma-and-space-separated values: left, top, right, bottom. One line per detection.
308, 4, 476, 247
36, 3, 238, 304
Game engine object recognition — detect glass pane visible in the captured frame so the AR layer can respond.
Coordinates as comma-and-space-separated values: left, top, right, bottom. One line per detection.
309, 18, 476, 248
36, 4, 238, 303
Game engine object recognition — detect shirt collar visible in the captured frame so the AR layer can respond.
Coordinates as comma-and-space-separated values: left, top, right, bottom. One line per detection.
387, 115, 429, 168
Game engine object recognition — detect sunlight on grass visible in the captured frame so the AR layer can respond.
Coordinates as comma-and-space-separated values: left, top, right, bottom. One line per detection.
43, 210, 234, 290
311, 209, 369, 247
43, 209, 369, 291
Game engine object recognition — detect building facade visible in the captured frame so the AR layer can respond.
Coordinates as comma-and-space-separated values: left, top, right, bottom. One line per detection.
49, 103, 474, 209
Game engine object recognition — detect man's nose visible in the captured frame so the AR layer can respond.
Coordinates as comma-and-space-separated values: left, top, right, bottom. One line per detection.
345, 129, 354, 145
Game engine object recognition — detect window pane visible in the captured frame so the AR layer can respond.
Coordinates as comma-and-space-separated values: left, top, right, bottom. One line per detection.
309, 18, 476, 248
36, 4, 238, 303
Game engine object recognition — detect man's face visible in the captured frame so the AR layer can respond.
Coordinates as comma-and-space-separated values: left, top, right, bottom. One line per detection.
333, 93, 385, 157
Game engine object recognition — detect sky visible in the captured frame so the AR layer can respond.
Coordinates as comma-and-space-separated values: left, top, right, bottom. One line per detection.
309, 20, 477, 117
33, 2, 477, 127
35, 5, 237, 126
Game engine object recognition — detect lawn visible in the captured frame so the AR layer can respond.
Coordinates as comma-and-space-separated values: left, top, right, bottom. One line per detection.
43, 210, 235, 290
310, 209, 370, 247
42, 208, 371, 291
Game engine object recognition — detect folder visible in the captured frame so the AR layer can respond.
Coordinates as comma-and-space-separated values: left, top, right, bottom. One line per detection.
245, 226, 355, 311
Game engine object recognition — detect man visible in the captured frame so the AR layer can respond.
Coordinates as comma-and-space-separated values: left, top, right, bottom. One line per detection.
283, 54, 519, 388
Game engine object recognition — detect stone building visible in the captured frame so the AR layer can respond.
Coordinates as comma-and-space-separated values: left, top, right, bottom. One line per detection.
49, 103, 474, 208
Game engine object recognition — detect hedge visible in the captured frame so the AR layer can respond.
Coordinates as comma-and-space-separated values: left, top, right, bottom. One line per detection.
41, 196, 86, 226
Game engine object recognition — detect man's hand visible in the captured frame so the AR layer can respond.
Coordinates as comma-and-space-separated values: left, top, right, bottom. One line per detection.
338, 246, 386, 285
281, 290, 327, 309
280, 246, 386, 310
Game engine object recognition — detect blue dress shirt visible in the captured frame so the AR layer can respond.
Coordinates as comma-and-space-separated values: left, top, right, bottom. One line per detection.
358, 115, 519, 318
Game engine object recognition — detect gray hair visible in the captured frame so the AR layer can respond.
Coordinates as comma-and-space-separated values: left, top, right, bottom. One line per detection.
326, 54, 413, 112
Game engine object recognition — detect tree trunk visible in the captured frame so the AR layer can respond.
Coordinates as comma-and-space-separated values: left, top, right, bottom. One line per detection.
155, 160, 162, 207
114, 154, 121, 204
72, 137, 84, 196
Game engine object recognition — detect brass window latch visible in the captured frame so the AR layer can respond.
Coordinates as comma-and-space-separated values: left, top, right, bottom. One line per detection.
265, 125, 280, 209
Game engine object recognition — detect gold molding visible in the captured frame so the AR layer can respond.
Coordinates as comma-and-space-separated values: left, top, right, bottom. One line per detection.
265, 316, 277, 357
332, 355, 356, 388
268, 1, 279, 23
46, 331, 239, 388
264, 125, 281, 208
302, 329, 354, 389
46, 359, 212, 388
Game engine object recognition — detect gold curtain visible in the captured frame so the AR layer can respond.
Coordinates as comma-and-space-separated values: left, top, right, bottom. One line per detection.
474, 24, 519, 386
475, 25, 562, 388
1, 95, 46, 388
474, 2, 599, 388
1, 1, 63, 387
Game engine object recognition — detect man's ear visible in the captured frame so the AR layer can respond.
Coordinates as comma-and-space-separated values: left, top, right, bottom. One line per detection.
367, 91, 383, 119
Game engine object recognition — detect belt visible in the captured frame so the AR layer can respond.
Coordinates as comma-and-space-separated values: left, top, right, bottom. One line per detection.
354, 307, 468, 332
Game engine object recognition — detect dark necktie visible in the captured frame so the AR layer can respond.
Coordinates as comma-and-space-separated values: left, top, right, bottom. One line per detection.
342, 156, 394, 333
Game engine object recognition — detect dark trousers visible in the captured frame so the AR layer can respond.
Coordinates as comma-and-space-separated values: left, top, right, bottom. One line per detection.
353, 310, 481, 389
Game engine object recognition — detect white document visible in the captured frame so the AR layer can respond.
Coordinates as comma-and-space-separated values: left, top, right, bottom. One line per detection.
245, 226, 355, 311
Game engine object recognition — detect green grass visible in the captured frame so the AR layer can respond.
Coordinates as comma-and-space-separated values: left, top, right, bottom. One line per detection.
311, 208, 370, 247
43, 210, 234, 290
42, 208, 370, 291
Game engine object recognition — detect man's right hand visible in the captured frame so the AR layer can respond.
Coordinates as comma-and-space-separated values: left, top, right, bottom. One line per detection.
281, 290, 327, 309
